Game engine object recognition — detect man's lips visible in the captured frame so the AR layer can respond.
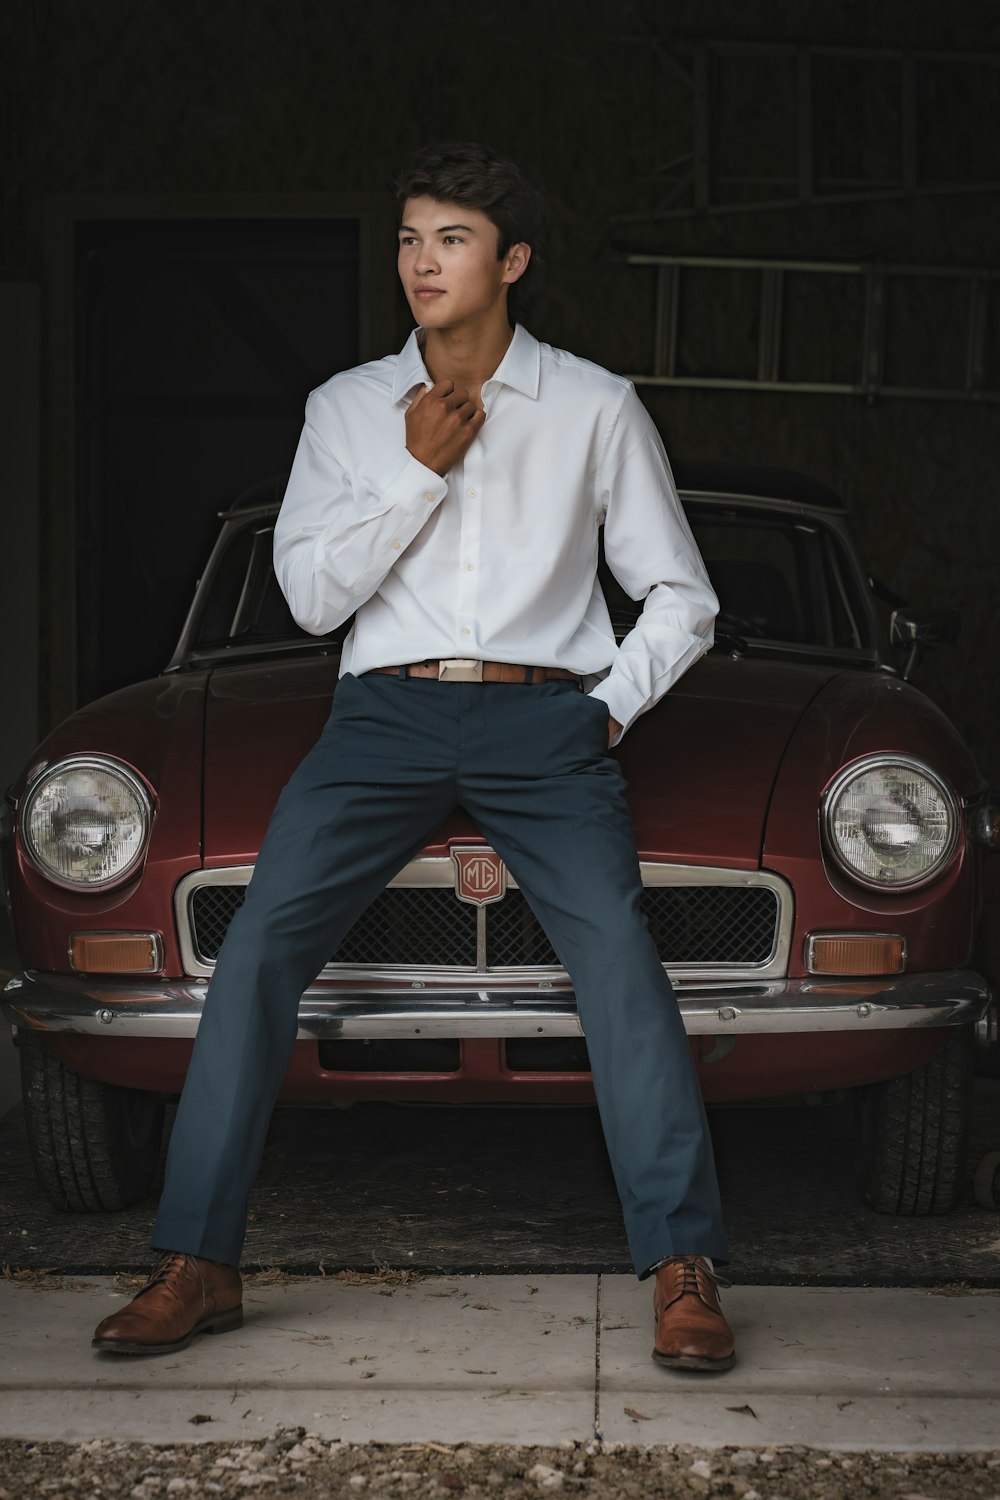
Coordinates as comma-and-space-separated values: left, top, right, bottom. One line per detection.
413, 287, 444, 299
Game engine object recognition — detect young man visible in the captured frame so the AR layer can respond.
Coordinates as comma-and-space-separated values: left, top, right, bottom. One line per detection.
93, 143, 735, 1372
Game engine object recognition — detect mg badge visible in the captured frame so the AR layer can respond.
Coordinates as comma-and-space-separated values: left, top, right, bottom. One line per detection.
452, 847, 506, 906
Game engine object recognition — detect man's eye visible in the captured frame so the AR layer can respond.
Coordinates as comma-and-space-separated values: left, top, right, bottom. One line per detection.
399, 237, 417, 247
443, 236, 463, 245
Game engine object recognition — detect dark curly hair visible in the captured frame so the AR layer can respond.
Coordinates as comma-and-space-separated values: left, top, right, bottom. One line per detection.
393, 141, 547, 325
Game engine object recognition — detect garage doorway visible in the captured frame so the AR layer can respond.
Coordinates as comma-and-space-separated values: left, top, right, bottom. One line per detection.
43, 195, 397, 723
72, 214, 372, 704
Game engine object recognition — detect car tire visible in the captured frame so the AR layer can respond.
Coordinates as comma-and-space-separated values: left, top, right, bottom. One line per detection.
19, 1032, 165, 1211
854, 1025, 974, 1215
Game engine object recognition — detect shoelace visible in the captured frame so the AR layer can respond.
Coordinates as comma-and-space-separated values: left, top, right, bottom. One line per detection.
670, 1258, 714, 1305
655, 1256, 732, 1319
654, 1255, 732, 1292
138, 1252, 206, 1308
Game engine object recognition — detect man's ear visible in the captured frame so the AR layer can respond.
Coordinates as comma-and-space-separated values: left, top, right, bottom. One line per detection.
503, 242, 531, 286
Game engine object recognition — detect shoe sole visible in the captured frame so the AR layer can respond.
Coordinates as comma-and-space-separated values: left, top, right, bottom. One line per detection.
92, 1306, 244, 1356
652, 1346, 736, 1373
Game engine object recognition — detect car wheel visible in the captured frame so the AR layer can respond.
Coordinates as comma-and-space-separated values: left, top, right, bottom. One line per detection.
19, 1031, 165, 1211
854, 1025, 974, 1215
973, 1151, 1000, 1211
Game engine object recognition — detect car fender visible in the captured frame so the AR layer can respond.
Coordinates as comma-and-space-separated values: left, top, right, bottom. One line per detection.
762, 670, 983, 977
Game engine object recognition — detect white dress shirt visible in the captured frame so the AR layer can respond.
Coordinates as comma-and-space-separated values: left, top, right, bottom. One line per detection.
274, 324, 718, 739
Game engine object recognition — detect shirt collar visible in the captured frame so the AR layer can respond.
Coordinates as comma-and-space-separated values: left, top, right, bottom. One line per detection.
391, 330, 431, 405
391, 323, 541, 406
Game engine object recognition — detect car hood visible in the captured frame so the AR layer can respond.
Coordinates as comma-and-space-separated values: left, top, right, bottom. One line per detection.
201, 653, 838, 869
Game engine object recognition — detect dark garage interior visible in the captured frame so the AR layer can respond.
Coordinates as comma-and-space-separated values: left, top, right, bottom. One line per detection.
1, 0, 1000, 1283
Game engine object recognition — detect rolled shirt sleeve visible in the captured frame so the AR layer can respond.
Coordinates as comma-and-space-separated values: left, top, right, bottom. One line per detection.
273, 387, 447, 636
588, 386, 719, 741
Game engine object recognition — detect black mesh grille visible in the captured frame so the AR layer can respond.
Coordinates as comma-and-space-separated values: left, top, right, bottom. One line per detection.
190, 879, 779, 969
190, 884, 477, 966
487, 890, 560, 966
643, 884, 777, 964
487, 885, 777, 966
191, 885, 245, 962
332, 888, 477, 967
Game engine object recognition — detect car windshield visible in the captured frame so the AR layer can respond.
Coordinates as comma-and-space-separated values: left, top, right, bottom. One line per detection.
183, 502, 876, 661
617, 503, 876, 655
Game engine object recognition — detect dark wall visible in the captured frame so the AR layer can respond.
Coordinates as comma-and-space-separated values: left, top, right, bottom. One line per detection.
2, 0, 999, 772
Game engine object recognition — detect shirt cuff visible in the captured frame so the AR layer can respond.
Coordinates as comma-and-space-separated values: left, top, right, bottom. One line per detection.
587, 679, 646, 745
343, 451, 449, 607
380, 449, 448, 513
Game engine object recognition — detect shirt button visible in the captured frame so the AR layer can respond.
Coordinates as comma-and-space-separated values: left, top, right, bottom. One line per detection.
467, 488, 477, 498
461, 627, 471, 637
464, 561, 475, 571
392, 541, 401, 551
423, 491, 436, 502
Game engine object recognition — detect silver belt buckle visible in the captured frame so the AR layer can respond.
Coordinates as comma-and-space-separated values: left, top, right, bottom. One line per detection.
438, 658, 484, 682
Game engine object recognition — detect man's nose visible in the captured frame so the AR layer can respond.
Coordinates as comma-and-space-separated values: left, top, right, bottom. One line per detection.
415, 251, 440, 275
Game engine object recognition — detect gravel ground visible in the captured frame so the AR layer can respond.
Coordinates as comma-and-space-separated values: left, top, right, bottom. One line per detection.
2, 1432, 1000, 1500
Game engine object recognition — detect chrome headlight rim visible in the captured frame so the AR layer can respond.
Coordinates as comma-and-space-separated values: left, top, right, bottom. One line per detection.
821, 752, 961, 893
19, 754, 153, 893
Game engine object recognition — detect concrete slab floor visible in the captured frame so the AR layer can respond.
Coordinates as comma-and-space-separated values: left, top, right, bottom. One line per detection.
1, 1275, 998, 1451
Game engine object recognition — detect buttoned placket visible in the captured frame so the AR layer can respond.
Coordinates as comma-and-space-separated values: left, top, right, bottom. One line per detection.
393, 385, 446, 561
452, 381, 493, 653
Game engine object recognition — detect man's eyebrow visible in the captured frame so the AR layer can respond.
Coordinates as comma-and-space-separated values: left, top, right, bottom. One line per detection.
397, 223, 476, 234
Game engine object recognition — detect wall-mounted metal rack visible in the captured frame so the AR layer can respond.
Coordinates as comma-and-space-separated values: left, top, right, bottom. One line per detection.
627, 251, 999, 401
615, 38, 1000, 221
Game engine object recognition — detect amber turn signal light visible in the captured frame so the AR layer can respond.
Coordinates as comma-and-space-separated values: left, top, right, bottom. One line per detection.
806, 933, 905, 976
70, 932, 162, 974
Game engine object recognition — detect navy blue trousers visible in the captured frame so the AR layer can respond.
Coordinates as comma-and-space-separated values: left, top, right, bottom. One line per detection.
152, 674, 729, 1276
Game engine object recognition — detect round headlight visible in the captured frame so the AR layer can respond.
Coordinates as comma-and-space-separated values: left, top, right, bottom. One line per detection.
20, 757, 153, 891
822, 755, 959, 891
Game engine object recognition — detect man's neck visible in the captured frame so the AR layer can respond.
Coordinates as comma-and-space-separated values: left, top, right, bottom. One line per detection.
421, 319, 515, 395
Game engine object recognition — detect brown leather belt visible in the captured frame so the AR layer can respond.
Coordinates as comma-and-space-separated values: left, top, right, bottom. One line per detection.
369, 659, 581, 685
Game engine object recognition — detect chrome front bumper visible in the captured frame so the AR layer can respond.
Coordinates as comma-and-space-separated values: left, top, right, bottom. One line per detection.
2, 968, 992, 1040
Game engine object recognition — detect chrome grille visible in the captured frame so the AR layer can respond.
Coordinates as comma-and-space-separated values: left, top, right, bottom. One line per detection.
189, 878, 780, 972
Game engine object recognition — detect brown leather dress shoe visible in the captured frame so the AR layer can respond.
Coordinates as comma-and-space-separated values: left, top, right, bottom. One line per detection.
652, 1255, 735, 1372
92, 1252, 243, 1355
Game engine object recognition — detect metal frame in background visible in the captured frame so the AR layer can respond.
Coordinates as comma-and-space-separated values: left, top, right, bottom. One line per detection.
614, 38, 1000, 221
626, 252, 999, 401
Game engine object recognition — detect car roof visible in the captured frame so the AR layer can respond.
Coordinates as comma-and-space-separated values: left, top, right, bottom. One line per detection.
222, 462, 846, 516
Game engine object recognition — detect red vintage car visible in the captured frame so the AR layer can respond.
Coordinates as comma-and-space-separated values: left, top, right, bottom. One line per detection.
3, 462, 996, 1218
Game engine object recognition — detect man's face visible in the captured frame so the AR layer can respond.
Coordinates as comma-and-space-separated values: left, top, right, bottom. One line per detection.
398, 195, 529, 331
